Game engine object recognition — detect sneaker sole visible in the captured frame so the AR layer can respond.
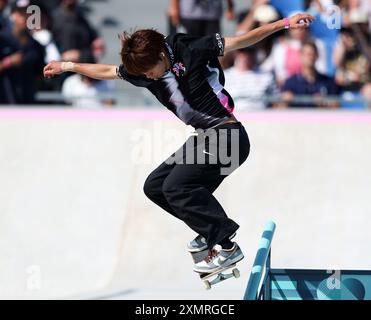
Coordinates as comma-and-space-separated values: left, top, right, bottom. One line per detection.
193, 253, 244, 274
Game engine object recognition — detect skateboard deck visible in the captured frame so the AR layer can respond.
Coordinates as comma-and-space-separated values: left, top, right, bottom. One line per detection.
190, 249, 240, 290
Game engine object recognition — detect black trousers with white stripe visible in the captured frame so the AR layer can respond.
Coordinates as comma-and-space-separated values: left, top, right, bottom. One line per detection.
143, 122, 250, 249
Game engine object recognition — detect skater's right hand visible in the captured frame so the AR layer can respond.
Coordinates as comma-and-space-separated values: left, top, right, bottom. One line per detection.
43, 61, 64, 78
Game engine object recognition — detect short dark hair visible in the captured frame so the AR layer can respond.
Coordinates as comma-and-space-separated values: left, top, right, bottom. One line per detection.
301, 40, 318, 55
119, 29, 165, 76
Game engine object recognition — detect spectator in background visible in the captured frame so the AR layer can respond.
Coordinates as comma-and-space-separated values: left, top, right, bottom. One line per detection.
270, 26, 327, 86
224, 47, 278, 110
238, 2, 281, 27
30, 3, 61, 64
236, 2, 283, 70
52, 0, 104, 65
359, 0, 371, 31
305, 0, 340, 76
32, 0, 62, 15
340, 0, 371, 30
9, 3, 45, 104
29, 2, 61, 92
0, 33, 21, 104
361, 82, 371, 109
305, 0, 336, 14
167, 0, 235, 36
62, 74, 115, 108
278, 41, 338, 108
334, 27, 370, 92
0, 0, 12, 35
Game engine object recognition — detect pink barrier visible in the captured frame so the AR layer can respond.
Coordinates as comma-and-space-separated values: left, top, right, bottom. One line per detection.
1, 108, 371, 123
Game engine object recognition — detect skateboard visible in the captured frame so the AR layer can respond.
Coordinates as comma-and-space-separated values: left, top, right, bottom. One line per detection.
190, 249, 240, 290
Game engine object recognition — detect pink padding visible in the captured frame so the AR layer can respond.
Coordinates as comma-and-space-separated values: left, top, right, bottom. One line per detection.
1, 109, 371, 124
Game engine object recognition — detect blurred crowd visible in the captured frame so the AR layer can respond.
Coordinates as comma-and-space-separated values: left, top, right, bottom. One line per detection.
0, 0, 370, 109
168, 0, 371, 110
0, 0, 114, 107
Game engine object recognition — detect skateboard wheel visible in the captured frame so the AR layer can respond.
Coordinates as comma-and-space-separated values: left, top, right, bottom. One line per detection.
203, 280, 211, 290
232, 268, 240, 278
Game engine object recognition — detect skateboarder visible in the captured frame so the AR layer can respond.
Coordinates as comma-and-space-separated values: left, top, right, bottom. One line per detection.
44, 13, 314, 274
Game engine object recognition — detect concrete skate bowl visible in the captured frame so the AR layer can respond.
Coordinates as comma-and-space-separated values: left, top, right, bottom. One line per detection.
1, 108, 371, 299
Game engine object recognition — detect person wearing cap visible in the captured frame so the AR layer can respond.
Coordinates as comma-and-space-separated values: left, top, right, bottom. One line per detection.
236, 2, 283, 70
237, 2, 281, 34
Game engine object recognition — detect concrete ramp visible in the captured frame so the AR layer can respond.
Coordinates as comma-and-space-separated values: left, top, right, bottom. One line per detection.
1, 109, 371, 299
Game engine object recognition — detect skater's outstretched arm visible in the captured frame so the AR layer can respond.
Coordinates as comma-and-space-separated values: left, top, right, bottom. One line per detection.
224, 13, 315, 53
43, 61, 119, 80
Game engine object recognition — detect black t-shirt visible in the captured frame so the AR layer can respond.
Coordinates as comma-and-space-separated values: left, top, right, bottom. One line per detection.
117, 33, 235, 129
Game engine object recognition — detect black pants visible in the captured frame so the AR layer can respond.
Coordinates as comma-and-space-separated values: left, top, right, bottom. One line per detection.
143, 122, 250, 249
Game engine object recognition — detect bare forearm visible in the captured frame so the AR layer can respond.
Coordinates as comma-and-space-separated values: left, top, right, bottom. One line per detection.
226, 20, 285, 52
44, 60, 119, 80
71, 63, 118, 80
225, 13, 315, 53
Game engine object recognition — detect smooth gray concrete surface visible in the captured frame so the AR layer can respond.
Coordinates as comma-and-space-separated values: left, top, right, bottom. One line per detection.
1, 109, 371, 299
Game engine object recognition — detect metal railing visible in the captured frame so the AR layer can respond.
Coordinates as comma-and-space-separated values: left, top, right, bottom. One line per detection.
30, 92, 370, 108
1, 92, 369, 109
243, 220, 276, 300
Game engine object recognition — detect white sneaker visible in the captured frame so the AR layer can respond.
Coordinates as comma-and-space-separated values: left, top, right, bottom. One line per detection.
193, 242, 244, 273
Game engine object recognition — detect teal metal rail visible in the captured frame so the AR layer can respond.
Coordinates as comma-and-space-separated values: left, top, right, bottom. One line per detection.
244, 221, 276, 300
243, 220, 371, 300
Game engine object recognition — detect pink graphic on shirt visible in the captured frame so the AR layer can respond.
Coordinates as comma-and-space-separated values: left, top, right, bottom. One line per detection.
172, 62, 186, 77
219, 94, 234, 114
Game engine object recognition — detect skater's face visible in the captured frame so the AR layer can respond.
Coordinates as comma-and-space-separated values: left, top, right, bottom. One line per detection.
143, 52, 170, 80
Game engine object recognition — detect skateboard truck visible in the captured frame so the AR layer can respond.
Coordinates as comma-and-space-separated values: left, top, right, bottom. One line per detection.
190, 249, 241, 290
200, 265, 240, 290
